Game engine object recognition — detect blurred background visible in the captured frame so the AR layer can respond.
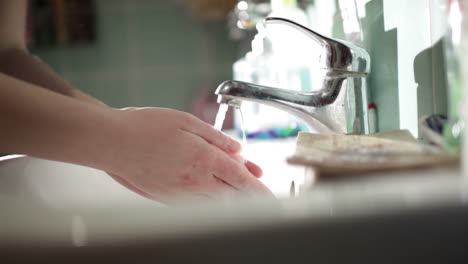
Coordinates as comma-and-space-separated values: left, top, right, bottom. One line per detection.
26, 0, 462, 144
27, 0, 243, 127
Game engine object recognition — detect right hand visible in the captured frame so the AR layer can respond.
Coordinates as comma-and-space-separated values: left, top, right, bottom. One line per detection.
104, 107, 273, 203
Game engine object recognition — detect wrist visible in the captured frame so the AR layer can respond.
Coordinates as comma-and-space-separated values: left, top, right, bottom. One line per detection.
68, 106, 125, 172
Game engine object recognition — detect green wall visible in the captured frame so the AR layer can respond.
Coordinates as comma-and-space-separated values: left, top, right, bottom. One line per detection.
307, 0, 449, 136
32, 0, 453, 136
31, 0, 238, 111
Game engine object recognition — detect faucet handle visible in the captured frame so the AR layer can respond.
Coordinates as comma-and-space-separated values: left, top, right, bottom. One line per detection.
264, 17, 370, 74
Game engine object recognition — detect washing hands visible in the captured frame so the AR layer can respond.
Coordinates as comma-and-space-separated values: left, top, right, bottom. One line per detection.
106, 107, 273, 203
0, 0, 272, 205
0, 77, 273, 204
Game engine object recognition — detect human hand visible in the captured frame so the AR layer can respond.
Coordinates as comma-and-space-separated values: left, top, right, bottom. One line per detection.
105, 107, 272, 203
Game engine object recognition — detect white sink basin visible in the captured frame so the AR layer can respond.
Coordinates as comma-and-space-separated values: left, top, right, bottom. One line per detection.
0, 155, 160, 210
1, 150, 468, 263
0, 138, 302, 209
0, 155, 300, 256
0, 138, 303, 250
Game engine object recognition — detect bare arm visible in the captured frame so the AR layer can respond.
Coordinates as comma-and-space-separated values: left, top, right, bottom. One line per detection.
0, 0, 271, 202
0, 0, 104, 105
0, 0, 26, 51
0, 73, 271, 202
0, 73, 116, 166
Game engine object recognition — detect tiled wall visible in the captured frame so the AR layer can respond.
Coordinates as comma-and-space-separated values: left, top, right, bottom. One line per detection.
31, 0, 238, 112
33, 0, 453, 136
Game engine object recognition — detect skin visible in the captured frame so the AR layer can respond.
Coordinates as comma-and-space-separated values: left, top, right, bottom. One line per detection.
0, 0, 272, 203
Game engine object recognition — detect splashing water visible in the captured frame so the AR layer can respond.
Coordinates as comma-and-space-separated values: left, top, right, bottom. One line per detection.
214, 104, 229, 131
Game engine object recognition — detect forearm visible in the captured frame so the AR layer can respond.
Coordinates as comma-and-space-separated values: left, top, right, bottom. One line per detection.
0, 0, 102, 106
0, 73, 120, 171
0, 48, 105, 106
0, 0, 27, 51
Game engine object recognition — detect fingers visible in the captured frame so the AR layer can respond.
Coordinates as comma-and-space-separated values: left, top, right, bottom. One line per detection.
244, 160, 263, 178
182, 114, 263, 181
231, 154, 263, 178
180, 126, 272, 196
210, 174, 240, 197
211, 150, 273, 196
183, 115, 242, 154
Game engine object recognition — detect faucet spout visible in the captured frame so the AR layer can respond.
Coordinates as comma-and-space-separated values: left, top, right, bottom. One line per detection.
215, 77, 355, 134
216, 18, 371, 135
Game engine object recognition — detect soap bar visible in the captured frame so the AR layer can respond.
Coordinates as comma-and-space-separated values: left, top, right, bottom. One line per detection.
287, 130, 459, 178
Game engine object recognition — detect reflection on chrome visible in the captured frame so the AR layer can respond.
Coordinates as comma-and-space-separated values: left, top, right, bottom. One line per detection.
216, 17, 371, 134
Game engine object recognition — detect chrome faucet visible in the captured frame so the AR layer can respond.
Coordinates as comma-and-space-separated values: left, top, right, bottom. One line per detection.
215, 17, 371, 134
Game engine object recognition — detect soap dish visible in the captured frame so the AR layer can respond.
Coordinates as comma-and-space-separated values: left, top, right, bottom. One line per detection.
287, 130, 459, 179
